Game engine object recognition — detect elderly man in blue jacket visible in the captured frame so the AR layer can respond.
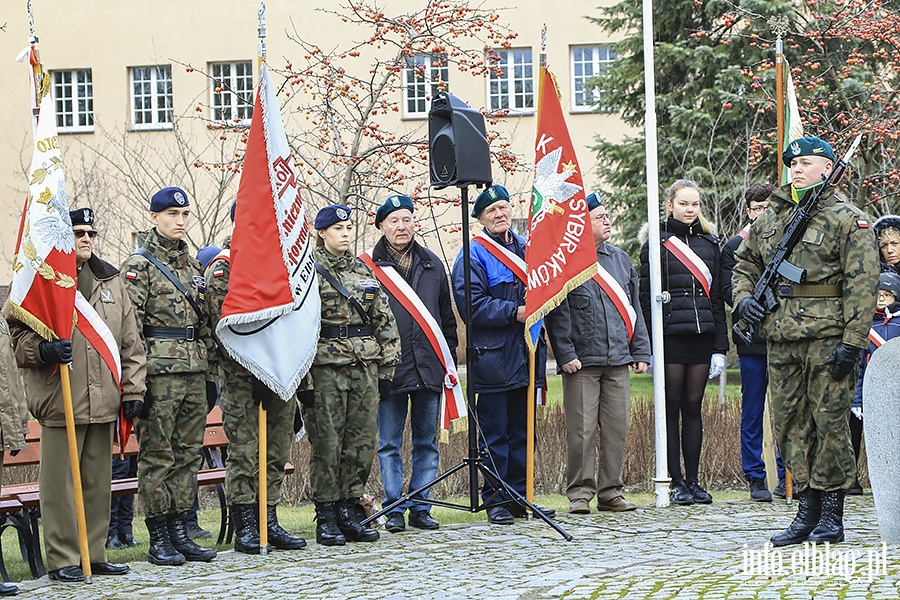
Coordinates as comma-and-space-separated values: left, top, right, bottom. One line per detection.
452, 184, 552, 524
546, 193, 650, 514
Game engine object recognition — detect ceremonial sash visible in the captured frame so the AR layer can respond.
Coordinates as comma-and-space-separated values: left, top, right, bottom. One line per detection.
591, 262, 637, 341
472, 233, 527, 283
359, 250, 464, 430
662, 236, 712, 299
868, 328, 886, 349
74, 290, 121, 389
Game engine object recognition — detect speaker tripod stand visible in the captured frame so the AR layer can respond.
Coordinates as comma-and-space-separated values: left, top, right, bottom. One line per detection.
362, 185, 572, 541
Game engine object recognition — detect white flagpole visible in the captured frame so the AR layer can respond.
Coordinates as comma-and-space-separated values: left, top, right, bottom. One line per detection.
641, 0, 670, 508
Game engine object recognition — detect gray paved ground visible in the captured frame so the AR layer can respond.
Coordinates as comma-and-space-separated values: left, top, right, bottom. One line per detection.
16, 495, 899, 599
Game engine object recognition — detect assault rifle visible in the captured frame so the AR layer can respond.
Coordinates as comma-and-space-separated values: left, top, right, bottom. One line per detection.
734, 134, 862, 345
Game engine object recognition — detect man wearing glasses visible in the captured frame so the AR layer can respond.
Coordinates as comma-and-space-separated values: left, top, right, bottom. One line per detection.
545, 192, 650, 514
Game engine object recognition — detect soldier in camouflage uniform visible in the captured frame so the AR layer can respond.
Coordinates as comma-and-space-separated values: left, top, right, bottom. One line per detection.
302, 204, 400, 546
121, 187, 218, 565
733, 137, 879, 547
205, 204, 306, 554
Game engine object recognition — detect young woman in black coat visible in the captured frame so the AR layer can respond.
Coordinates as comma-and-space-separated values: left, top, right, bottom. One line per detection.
639, 179, 729, 506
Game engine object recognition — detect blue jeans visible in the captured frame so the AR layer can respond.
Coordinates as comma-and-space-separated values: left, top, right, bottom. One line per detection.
476, 388, 527, 502
740, 355, 786, 480
377, 389, 441, 514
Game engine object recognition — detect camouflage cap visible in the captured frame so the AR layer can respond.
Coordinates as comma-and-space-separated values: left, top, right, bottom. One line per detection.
471, 184, 509, 217
782, 136, 835, 164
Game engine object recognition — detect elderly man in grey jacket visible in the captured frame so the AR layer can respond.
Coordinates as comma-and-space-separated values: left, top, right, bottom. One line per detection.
546, 193, 651, 514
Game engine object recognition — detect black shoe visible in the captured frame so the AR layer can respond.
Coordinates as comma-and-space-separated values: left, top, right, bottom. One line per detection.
771, 489, 822, 547
670, 479, 694, 505
231, 503, 266, 555
167, 513, 217, 562
120, 533, 140, 547
314, 501, 346, 546
336, 498, 379, 542
384, 512, 406, 533
847, 479, 864, 495
749, 477, 772, 502
687, 479, 712, 504
106, 534, 126, 550
91, 562, 129, 576
186, 523, 212, 540
773, 477, 795, 499
0, 582, 18, 596
408, 510, 440, 530
145, 515, 186, 566
807, 490, 845, 544
487, 506, 514, 525
267, 504, 307, 550
509, 504, 556, 519
48, 565, 84, 582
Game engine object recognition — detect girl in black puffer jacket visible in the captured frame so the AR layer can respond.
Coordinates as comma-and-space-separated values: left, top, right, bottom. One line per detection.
639, 179, 728, 506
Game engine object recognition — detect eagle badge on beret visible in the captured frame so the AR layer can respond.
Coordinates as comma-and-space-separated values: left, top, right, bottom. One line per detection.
174, 191, 187, 205
789, 142, 800, 157
391, 196, 401, 207
335, 208, 349, 220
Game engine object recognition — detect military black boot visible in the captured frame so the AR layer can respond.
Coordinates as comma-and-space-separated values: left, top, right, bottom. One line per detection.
336, 498, 379, 542
267, 504, 307, 550
145, 515, 186, 566
807, 490, 845, 544
770, 489, 822, 547
167, 512, 217, 562
231, 504, 267, 554
315, 502, 346, 546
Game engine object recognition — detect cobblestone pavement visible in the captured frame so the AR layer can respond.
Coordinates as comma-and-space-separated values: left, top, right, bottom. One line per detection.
17, 496, 899, 599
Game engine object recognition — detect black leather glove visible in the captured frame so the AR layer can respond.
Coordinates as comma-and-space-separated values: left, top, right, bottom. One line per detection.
122, 399, 144, 420
736, 296, 766, 326
206, 381, 219, 413
39, 339, 72, 364
298, 389, 315, 408
293, 404, 303, 434
140, 392, 154, 419
825, 342, 862, 381
252, 377, 274, 411
378, 379, 393, 402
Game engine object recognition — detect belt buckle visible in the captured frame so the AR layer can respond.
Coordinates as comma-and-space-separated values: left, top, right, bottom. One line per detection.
778, 284, 793, 298
185, 326, 195, 341
338, 325, 349, 338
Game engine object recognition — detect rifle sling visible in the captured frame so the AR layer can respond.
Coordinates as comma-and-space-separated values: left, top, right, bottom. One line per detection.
314, 262, 370, 323
133, 249, 203, 320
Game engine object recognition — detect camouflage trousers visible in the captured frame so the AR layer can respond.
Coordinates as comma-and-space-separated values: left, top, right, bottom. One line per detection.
136, 373, 206, 517
768, 337, 857, 492
221, 368, 294, 505
302, 361, 378, 502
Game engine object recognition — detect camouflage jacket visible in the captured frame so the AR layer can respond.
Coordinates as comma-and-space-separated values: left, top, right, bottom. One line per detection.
204, 236, 240, 371
732, 185, 879, 348
313, 246, 400, 380
121, 228, 215, 376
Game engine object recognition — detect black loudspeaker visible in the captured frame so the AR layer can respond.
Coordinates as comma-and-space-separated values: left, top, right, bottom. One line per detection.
428, 92, 493, 189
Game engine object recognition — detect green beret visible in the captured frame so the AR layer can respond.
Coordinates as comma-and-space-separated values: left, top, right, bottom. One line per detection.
586, 192, 602, 211
782, 136, 835, 164
471, 184, 509, 217
374, 195, 414, 227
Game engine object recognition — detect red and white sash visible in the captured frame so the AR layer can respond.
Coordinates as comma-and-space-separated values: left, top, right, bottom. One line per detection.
662, 236, 712, 299
868, 328, 886, 348
472, 233, 527, 283
591, 262, 637, 341
359, 250, 464, 430
74, 290, 121, 389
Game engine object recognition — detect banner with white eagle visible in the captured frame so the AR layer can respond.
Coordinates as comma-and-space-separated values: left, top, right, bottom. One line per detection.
216, 62, 320, 400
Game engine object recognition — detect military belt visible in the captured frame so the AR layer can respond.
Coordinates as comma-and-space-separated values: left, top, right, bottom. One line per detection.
320, 324, 374, 339
144, 325, 196, 341
777, 284, 842, 298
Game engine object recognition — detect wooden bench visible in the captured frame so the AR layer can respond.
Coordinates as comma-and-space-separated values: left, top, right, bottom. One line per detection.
0, 407, 294, 580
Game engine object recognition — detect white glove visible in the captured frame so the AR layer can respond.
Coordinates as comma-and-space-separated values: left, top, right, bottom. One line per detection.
708, 353, 726, 379
850, 406, 863, 421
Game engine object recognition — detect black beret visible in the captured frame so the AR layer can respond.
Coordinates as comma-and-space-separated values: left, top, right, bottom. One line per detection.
314, 204, 352, 230
375, 195, 414, 227
471, 184, 509, 217
150, 186, 190, 212
69, 207, 95, 227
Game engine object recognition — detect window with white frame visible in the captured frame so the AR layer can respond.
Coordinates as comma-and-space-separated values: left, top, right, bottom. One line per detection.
403, 54, 448, 118
487, 48, 534, 113
571, 45, 617, 111
130, 65, 173, 129
210, 61, 254, 124
53, 69, 94, 133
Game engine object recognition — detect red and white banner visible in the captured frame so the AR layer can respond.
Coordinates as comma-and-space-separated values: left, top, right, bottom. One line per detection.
662, 236, 712, 299
592, 263, 637, 341
216, 62, 320, 400
472, 233, 527, 283
524, 67, 597, 351
359, 251, 464, 430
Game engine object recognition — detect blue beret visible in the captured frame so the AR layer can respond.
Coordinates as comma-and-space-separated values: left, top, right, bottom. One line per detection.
586, 192, 603, 211
196, 245, 222, 271
782, 136, 835, 164
375, 195, 414, 227
69, 207, 95, 227
314, 204, 352, 230
471, 184, 509, 217
230, 201, 237, 223
150, 186, 190, 212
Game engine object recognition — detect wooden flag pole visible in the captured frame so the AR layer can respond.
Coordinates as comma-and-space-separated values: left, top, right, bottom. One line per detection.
60, 367, 93, 583
257, 0, 269, 554
526, 350, 536, 510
